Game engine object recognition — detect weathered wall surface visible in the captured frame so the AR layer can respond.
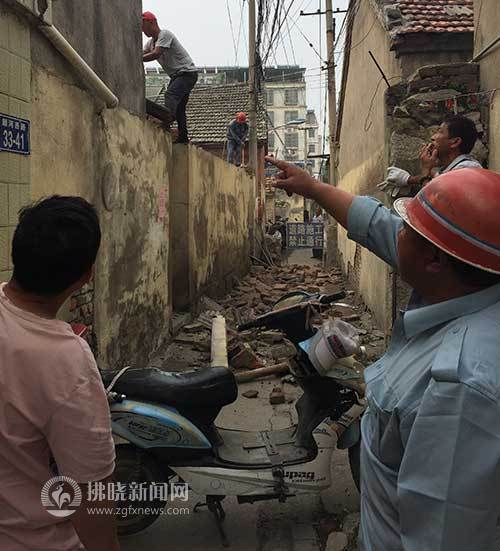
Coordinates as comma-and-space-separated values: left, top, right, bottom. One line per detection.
474, 0, 500, 171
0, 4, 31, 283
30, 67, 172, 369
386, 63, 486, 183
31, 0, 144, 114
335, 1, 402, 330
171, 146, 254, 310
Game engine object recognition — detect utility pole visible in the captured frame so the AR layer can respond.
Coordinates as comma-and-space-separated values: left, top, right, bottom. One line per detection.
248, 0, 258, 173
325, 0, 336, 186
300, 3, 346, 186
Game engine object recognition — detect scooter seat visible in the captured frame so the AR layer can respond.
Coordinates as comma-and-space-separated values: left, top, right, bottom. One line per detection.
101, 367, 238, 409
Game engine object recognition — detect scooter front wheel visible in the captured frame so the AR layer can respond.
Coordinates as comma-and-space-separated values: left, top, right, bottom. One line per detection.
114, 445, 170, 536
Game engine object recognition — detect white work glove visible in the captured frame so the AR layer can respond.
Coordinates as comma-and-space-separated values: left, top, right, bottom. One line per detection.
377, 166, 412, 198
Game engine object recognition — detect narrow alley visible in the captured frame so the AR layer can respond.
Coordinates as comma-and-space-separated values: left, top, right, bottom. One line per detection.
120, 256, 386, 551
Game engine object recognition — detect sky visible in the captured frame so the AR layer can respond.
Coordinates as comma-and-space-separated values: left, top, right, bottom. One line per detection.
142, 0, 350, 138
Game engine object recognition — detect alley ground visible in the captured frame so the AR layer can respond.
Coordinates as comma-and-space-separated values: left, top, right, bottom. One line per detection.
120, 250, 386, 551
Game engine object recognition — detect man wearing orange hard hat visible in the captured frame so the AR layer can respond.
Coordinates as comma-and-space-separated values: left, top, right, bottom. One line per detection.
264, 156, 500, 551
142, 11, 198, 144
226, 112, 249, 166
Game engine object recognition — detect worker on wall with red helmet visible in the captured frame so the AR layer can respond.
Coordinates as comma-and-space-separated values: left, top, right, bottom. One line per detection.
265, 155, 500, 551
227, 112, 249, 167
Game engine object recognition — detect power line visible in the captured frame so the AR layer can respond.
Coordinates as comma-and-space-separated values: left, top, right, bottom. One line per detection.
226, 0, 239, 64
285, 14, 298, 66
263, 0, 298, 65
235, 0, 246, 64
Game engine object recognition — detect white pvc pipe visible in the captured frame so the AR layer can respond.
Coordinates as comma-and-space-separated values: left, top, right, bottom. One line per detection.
211, 316, 229, 368
39, 23, 119, 109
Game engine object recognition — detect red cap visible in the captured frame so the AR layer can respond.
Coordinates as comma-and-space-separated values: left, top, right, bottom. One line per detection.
142, 11, 157, 21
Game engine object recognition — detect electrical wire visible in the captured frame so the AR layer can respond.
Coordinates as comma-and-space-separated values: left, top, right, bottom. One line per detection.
226, 0, 240, 64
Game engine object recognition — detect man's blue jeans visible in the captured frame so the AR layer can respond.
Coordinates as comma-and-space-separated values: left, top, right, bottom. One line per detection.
227, 140, 243, 166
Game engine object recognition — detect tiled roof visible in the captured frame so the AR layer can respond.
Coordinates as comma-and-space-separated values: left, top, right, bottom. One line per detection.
388, 0, 474, 36
185, 83, 268, 144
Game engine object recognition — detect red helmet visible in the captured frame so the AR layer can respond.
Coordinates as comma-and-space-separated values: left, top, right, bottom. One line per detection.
236, 112, 247, 123
142, 11, 157, 21
393, 168, 500, 274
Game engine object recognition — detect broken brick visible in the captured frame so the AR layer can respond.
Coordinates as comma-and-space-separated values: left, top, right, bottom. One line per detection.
242, 390, 259, 399
230, 343, 263, 370
269, 386, 285, 405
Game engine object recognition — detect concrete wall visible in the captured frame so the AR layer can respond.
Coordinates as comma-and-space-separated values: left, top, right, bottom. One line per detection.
31, 0, 144, 115
0, 4, 31, 282
30, 66, 172, 369
335, 1, 402, 330
171, 146, 254, 311
474, 0, 500, 171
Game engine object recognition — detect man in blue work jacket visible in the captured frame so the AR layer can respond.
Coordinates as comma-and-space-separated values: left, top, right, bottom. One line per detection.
265, 156, 500, 551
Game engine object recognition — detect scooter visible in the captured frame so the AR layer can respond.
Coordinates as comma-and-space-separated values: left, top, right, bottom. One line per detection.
101, 290, 365, 545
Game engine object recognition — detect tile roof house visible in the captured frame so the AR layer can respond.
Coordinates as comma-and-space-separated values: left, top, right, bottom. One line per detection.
332, 0, 477, 331
375, 0, 474, 53
185, 83, 268, 146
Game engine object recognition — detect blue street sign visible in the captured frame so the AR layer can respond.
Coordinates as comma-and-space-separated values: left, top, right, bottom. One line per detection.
0, 113, 30, 155
286, 222, 324, 249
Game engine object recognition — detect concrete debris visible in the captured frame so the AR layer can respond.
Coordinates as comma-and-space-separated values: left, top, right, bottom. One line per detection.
260, 331, 283, 344
342, 512, 361, 547
183, 322, 205, 333
242, 390, 259, 399
200, 296, 223, 312
341, 314, 361, 323
230, 343, 264, 370
159, 262, 386, 388
269, 386, 286, 405
281, 374, 297, 386
325, 532, 349, 551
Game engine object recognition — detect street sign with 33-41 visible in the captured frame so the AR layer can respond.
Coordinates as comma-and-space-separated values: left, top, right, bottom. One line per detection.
0, 113, 30, 155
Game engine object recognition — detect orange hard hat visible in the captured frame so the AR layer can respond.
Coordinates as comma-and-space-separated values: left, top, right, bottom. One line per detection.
142, 11, 157, 21
236, 112, 247, 123
394, 168, 500, 274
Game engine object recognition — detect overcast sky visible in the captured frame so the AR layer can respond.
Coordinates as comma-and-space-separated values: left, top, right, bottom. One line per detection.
142, 0, 350, 137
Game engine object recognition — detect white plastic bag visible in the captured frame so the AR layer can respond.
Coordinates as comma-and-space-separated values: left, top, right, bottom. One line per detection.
300, 319, 361, 378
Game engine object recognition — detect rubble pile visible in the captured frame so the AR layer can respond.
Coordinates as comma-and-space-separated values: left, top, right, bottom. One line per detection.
162, 263, 387, 400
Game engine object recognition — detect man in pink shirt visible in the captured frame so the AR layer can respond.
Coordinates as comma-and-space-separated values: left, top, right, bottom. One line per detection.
0, 196, 119, 550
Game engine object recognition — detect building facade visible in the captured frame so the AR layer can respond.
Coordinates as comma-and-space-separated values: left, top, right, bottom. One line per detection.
474, 0, 500, 171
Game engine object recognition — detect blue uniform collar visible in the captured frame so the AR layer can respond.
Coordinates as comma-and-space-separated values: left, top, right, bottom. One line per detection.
402, 282, 500, 339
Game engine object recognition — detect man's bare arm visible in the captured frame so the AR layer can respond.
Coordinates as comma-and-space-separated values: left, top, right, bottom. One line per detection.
71, 475, 120, 551
265, 157, 354, 228
143, 46, 163, 62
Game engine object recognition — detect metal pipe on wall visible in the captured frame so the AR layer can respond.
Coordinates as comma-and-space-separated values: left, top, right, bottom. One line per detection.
38, 22, 119, 109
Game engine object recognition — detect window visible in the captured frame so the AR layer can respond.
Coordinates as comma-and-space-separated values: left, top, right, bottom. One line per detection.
285, 133, 299, 148
285, 89, 299, 105
285, 111, 299, 124
268, 132, 275, 150
308, 144, 316, 154
267, 110, 275, 127
308, 128, 316, 138
266, 90, 274, 106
